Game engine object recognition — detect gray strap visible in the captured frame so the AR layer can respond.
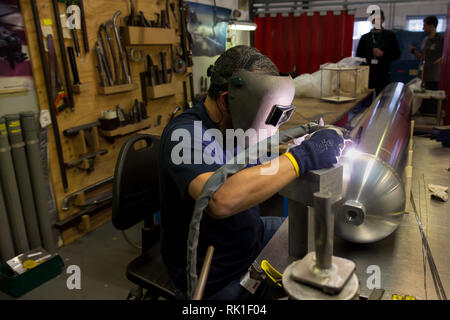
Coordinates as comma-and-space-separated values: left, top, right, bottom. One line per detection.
10, 142, 26, 149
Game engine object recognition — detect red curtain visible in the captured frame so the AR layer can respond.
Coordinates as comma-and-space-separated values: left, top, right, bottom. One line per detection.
440, 4, 450, 125
254, 11, 355, 75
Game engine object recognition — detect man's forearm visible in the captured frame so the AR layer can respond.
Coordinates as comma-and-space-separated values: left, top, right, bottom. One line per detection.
208, 155, 297, 218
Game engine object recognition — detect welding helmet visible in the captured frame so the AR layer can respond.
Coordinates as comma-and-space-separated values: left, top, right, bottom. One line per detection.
209, 66, 296, 146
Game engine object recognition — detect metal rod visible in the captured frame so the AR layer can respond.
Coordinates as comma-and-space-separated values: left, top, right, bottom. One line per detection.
410, 191, 447, 300
71, 28, 81, 57
61, 176, 113, 211
29, 0, 69, 192
105, 21, 120, 85
21, 112, 56, 253
67, 47, 81, 84
98, 24, 114, 86
193, 246, 214, 300
112, 11, 132, 84
313, 191, 333, 270
51, 0, 75, 112
78, 0, 89, 53
5, 114, 42, 250
189, 72, 195, 104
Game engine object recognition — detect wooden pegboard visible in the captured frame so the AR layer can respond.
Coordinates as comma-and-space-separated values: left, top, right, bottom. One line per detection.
20, 0, 191, 244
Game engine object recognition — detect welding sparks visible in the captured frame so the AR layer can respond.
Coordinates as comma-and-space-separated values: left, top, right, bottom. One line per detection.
343, 145, 360, 159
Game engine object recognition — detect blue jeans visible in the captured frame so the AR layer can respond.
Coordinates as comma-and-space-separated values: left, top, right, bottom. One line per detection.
205, 216, 286, 300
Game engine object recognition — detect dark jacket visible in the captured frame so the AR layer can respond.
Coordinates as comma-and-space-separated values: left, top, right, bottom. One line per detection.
356, 29, 401, 92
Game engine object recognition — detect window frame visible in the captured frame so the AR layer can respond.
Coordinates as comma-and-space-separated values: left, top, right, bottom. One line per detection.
406, 15, 447, 33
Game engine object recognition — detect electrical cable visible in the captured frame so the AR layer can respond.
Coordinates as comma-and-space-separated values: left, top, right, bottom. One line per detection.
418, 178, 427, 299
121, 230, 142, 250
186, 123, 334, 299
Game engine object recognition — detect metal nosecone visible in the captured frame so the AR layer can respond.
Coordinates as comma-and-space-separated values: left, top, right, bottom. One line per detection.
335, 83, 412, 243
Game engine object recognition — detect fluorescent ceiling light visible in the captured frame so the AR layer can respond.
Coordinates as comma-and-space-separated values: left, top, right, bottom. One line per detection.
228, 21, 257, 31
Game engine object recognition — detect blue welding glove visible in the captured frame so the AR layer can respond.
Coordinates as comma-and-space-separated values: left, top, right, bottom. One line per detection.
289, 129, 344, 176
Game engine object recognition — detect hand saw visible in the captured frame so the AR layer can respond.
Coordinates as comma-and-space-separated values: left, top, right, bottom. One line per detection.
47, 35, 71, 114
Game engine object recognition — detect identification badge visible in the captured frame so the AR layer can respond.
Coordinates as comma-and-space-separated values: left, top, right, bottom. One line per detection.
240, 272, 261, 294
371, 59, 379, 65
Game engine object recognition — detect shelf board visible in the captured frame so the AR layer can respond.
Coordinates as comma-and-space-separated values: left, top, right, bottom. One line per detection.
98, 83, 138, 95
147, 83, 177, 99
100, 117, 153, 137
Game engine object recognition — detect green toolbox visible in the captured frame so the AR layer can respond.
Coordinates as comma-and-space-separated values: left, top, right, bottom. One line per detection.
0, 250, 64, 299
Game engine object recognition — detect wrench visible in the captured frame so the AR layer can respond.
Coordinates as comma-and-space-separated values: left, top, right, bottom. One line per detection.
98, 24, 114, 86
105, 20, 121, 85
112, 11, 132, 84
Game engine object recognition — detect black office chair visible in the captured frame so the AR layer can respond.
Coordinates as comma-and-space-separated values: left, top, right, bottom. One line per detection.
112, 134, 176, 300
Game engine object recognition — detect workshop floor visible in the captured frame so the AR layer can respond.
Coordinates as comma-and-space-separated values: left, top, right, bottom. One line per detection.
0, 136, 448, 300
0, 221, 144, 300
408, 136, 450, 299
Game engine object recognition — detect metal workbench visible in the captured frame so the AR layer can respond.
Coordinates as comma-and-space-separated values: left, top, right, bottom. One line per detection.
251, 137, 450, 300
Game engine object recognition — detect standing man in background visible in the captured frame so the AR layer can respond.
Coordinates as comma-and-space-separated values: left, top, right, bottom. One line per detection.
410, 16, 444, 114
356, 10, 401, 95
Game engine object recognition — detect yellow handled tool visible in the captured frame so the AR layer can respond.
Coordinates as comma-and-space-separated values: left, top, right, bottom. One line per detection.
261, 260, 283, 287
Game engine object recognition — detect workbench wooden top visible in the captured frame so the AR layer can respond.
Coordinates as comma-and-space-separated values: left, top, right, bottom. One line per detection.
139, 90, 374, 137
281, 90, 374, 130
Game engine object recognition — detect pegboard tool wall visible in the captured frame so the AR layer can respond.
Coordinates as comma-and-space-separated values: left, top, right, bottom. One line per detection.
20, 0, 190, 245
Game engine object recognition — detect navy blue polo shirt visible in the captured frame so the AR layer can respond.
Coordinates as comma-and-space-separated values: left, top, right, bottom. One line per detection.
158, 100, 264, 298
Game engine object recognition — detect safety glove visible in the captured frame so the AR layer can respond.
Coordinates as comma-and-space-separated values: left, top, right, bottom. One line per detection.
286, 129, 345, 177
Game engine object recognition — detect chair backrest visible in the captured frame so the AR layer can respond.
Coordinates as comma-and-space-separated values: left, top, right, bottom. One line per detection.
112, 134, 160, 230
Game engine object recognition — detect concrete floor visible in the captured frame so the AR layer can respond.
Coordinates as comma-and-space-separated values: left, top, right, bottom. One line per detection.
1, 136, 448, 300
0, 221, 144, 300
409, 136, 450, 299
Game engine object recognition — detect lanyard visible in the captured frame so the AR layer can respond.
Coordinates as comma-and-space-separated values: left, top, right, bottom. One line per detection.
422, 37, 430, 83
371, 31, 382, 48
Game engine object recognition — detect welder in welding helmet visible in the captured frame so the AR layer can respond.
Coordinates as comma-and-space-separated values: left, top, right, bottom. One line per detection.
207, 65, 296, 147
158, 46, 345, 300
207, 54, 344, 171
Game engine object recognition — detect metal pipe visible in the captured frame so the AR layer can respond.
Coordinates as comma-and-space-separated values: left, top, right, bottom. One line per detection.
335, 82, 412, 243
20, 112, 56, 253
5, 114, 42, 250
29, 0, 69, 192
193, 246, 214, 300
313, 191, 333, 270
78, 0, 89, 53
51, 0, 75, 112
0, 166, 15, 264
0, 117, 29, 253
